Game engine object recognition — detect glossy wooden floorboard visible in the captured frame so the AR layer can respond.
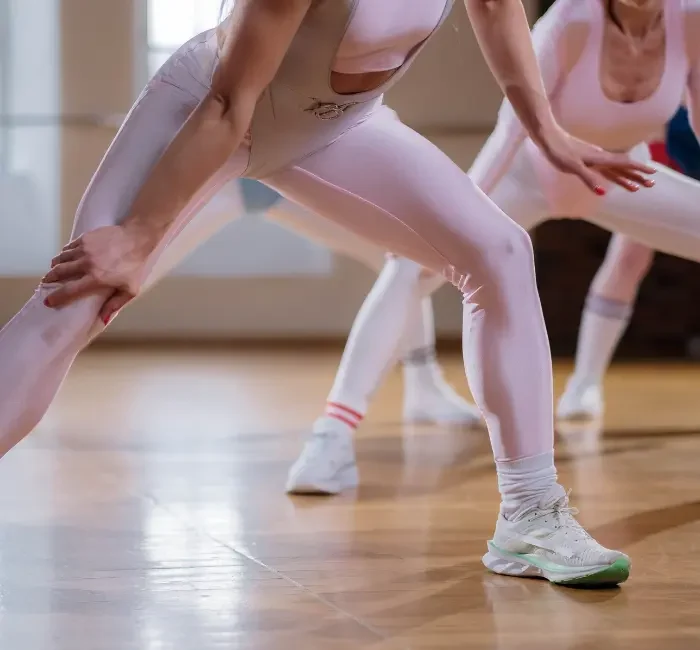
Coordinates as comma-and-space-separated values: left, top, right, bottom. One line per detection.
4, 346, 700, 649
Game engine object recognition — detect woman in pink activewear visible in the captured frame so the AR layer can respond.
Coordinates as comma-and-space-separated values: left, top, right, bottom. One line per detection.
0, 0, 653, 585
289, 0, 700, 493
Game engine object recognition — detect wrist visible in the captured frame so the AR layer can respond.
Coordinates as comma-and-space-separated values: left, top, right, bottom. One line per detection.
121, 218, 162, 258
529, 110, 560, 151
503, 84, 558, 147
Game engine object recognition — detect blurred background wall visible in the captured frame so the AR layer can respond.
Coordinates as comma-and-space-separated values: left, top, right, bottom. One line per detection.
1, 0, 697, 355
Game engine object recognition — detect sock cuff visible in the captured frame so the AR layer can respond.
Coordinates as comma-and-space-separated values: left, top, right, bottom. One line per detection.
402, 345, 437, 366
324, 402, 364, 429
496, 450, 555, 474
584, 293, 633, 321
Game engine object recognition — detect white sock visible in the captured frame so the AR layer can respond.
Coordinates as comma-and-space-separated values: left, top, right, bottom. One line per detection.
496, 451, 557, 520
314, 414, 356, 438
571, 294, 632, 387
403, 345, 443, 387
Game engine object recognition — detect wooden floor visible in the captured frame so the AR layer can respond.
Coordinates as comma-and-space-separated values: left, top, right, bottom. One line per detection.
5, 347, 700, 649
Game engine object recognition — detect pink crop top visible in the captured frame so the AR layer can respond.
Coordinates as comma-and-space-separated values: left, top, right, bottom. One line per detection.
469, 0, 697, 196
332, 0, 449, 74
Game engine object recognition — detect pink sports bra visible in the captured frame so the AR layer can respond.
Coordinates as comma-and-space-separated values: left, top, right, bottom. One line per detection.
553, 0, 687, 153
332, 0, 449, 74
470, 0, 693, 195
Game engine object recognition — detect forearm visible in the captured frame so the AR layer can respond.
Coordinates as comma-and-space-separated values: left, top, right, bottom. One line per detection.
465, 0, 558, 148
121, 92, 253, 252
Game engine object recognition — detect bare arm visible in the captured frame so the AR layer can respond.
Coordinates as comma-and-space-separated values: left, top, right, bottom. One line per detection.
467, 0, 573, 193
465, 0, 654, 194
43, 0, 311, 310
465, 0, 558, 152
122, 0, 312, 251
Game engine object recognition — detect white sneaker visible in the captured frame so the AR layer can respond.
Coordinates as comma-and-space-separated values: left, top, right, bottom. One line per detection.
286, 418, 358, 495
556, 380, 604, 420
482, 486, 630, 586
403, 377, 482, 426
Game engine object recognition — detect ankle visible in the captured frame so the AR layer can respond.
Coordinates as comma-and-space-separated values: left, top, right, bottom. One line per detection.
321, 402, 365, 434
402, 347, 443, 388
566, 375, 601, 392
496, 452, 557, 519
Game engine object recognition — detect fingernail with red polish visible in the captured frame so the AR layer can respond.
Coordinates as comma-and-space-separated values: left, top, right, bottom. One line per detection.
594, 186, 606, 196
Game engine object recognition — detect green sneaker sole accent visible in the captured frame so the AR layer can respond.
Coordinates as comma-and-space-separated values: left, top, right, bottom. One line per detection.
486, 542, 631, 587
554, 557, 630, 587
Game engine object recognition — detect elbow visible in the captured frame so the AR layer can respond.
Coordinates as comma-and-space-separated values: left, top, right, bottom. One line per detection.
202, 88, 257, 137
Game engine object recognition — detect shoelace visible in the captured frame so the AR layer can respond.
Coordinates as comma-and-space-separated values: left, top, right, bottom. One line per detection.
548, 490, 592, 541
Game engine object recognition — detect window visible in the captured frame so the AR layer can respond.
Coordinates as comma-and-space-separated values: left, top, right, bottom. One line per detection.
0, 0, 61, 275
144, 0, 333, 277
147, 0, 222, 77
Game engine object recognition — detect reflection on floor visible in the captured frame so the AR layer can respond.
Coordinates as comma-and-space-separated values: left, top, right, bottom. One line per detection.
3, 347, 699, 649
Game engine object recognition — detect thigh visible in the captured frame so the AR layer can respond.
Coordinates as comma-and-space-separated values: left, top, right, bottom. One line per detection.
263, 108, 523, 282
488, 155, 550, 233
47, 74, 247, 344
265, 198, 386, 271
72, 78, 248, 289
603, 233, 654, 262
71, 80, 201, 238
591, 162, 700, 262
144, 177, 248, 289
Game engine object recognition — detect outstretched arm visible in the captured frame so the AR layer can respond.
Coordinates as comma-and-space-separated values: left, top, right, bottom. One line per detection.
464, 0, 654, 195
44, 0, 312, 309
467, 0, 568, 194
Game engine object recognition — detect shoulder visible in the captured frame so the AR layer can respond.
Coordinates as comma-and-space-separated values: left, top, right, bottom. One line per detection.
532, 0, 593, 72
532, 0, 593, 52
533, 0, 594, 32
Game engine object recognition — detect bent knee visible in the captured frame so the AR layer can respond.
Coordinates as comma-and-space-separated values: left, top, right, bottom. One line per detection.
447, 221, 536, 297
478, 221, 535, 271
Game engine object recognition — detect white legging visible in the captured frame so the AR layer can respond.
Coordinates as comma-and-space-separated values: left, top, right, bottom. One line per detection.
0, 52, 551, 463
326, 139, 700, 422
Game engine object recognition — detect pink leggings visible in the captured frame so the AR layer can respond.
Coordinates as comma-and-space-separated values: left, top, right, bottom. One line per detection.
0, 68, 553, 463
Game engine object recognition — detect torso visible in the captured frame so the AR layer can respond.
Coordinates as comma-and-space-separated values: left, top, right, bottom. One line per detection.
330, 0, 448, 94
599, 6, 666, 103
215, 0, 454, 179
551, 0, 690, 152
218, 0, 450, 96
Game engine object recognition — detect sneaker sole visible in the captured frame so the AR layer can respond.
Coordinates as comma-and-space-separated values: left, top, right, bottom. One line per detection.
483, 543, 630, 587
285, 464, 359, 496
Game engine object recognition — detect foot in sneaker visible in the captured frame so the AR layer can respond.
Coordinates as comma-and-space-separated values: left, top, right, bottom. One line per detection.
556, 380, 604, 420
402, 375, 482, 426
286, 417, 358, 495
482, 485, 630, 586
